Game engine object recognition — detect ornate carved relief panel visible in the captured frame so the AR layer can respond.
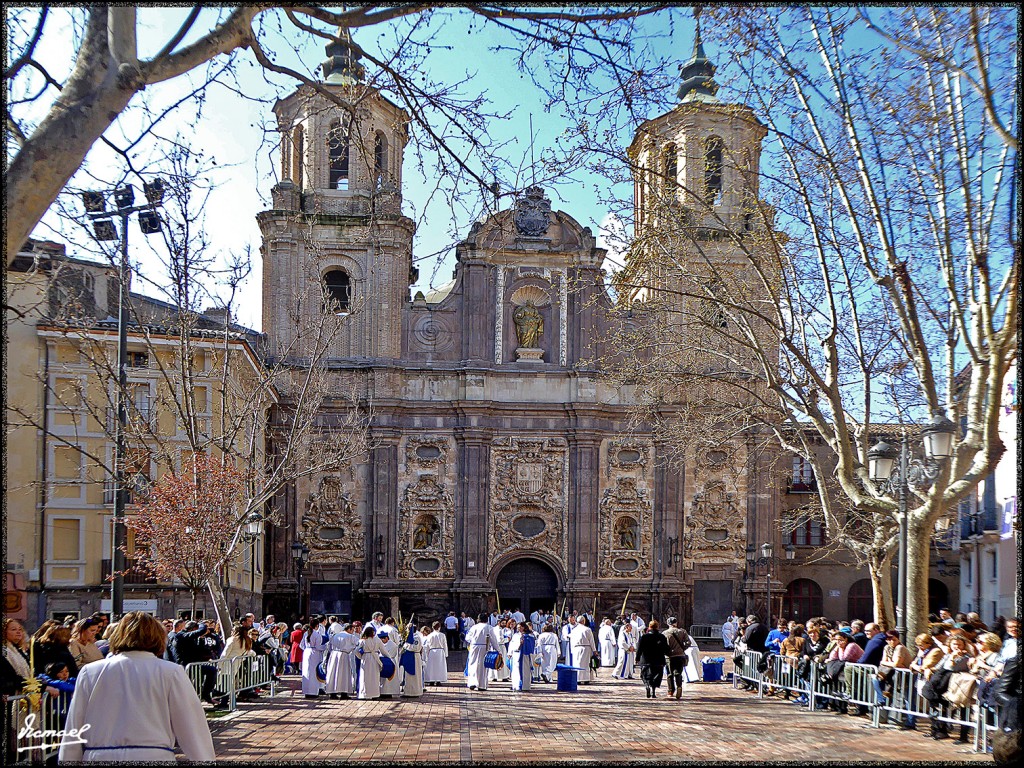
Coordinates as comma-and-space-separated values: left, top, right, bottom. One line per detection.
488, 437, 568, 571
397, 436, 456, 579
683, 443, 748, 566
302, 474, 364, 564
599, 439, 655, 578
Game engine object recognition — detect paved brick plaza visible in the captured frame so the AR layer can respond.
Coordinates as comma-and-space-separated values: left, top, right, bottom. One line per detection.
206, 653, 988, 764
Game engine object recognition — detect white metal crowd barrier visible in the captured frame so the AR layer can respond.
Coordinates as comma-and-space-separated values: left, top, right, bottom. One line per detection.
4, 690, 66, 764
731, 650, 999, 753
184, 655, 277, 711
688, 625, 719, 643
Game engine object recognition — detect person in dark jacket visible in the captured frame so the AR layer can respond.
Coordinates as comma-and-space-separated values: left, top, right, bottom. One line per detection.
164, 619, 186, 664
740, 614, 770, 690
174, 621, 226, 708
850, 620, 868, 650
995, 654, 1020, 733
31, 623, 79, 679
846, 623, 886, 715
635, 621, 670, 699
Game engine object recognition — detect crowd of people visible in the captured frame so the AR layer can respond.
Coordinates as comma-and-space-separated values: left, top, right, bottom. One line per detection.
730, 609, 1019, 746
4, 604, 1018, 761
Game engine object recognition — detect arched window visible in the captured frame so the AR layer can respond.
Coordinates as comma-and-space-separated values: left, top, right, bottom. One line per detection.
783, 578, 823, 621
847, 579, 873, 623
705, 135, 724, 204
662, 143, 677, 191
373, 131, 387, 184
322, 269, 351, 314
327, 121, 349, 190
292, 125, 304, 188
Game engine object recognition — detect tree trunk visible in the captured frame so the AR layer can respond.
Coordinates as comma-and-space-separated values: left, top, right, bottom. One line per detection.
190, 589, 197, 621
905, 518, 932, 640
868, 551, 896, 630
5, 10, 139, 265
206, 579, 232, 642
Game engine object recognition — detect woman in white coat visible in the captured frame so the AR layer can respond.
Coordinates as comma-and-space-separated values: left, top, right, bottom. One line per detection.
722, 618, 737, 650
299, 617, 328, 699
378, 631, 403, 698
613, 622, 637, 679
422, 622, 448, 686
325, 623, 358, 698
537, 623, 560, 682
598, 619, 618, 667
508, 623, 537, 691
57, 611, 215, 762
355, 626, 383, 700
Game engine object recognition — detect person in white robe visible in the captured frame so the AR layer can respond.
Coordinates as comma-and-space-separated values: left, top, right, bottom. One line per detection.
722, 618, 737, 650
508, 624, 537, 691
464, 614, 504, 691
598, 619, 618, 667
299, 620, 328, 698
560, 620, 573, 662
423, 623, 448, 686
569, 616, 598, 683
682, 635, 702, 682
378, 631, 402, 697
325, 623, 358, 698
400, 625, 425, 697
613, 623, 637, 679
57, 612, 215, 763
490, 620, 512, 682
537, 624, 560, 682
629, 612, 646, 633
355, 627, 383, 700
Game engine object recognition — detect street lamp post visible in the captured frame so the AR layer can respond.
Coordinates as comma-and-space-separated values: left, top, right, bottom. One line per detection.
291, 540, 309, 621
868, 411, 956, 644
747, 542, 796, 623
82, 180, 164, 618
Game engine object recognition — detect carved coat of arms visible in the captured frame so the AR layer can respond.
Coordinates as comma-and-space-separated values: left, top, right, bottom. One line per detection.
515, 461, 546, 494
513, 186, 551, 237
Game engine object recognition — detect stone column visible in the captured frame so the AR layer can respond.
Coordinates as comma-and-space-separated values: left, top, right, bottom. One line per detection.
566, 432, 601, 597
453, 426, 492, 600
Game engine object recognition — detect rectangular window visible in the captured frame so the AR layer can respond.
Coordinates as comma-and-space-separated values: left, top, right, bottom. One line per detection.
127, 351, 149, 368
788, 456, 816, 492
53, 446, 82, 481
51, 518, 82, 561
990, 550, 998, 580
965, 553, 972, 585
788, 519, 824, 547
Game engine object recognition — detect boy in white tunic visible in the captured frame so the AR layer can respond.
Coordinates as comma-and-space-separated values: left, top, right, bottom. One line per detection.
537, 624, 560, 682
423, 622, 448, 686
299, 618, 328, 698
379, 631, 402, 698
400, 624, 425, 697
508, 623, 537, 691
355, 627, 383, 700
465, 613, 504, 691
598, 619, 618, 667
613, 623, 637, 679
325, 623, 358, 698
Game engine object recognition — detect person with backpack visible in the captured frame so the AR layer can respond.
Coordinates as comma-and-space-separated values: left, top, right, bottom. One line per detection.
662, 617, 692, 700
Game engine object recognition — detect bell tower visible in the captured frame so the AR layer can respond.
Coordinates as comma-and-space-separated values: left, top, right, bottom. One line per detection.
622, 13, 770, 309
259, 28, 415, 362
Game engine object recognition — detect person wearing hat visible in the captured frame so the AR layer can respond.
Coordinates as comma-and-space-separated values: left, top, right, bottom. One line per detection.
325, 623, 358, 699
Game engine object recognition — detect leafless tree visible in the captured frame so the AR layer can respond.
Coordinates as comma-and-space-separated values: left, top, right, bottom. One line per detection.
5, 5, 682, 267
603, 7, 1017, 635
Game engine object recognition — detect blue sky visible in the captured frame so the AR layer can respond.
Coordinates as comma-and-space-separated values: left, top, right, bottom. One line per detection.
16, 7, 698, 331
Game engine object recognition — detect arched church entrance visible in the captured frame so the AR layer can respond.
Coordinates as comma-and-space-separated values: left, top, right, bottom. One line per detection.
494, 557, 558, 617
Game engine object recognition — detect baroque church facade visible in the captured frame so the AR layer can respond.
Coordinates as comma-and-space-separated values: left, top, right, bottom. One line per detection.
257, 30, 783, 625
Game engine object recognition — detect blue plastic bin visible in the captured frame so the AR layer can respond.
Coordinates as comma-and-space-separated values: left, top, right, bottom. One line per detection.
702, 658, 724, 682
555, 664, 581, 692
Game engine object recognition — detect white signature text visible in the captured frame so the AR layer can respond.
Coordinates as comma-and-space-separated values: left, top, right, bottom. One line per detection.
16, 713, 91, 753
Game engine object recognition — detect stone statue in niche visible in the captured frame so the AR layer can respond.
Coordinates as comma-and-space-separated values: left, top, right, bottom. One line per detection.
615, 517, 639, 550
513, 302, 543, 348
413, 514, 439, 549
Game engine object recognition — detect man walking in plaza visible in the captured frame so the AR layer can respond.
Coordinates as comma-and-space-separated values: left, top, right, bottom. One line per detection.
663, 617, 692, 700
636, 620, 670, 698
444, 612, 460, 651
